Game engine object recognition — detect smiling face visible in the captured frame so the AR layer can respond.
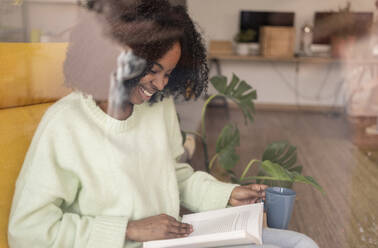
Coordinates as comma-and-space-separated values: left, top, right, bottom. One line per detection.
128, 42, 181, 105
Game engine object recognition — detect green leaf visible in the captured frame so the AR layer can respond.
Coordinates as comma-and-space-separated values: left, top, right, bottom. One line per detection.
291, 172, 325, 194
262, 142, 285, 161
225, 74, 239, 95
233, 80, 252, 98
304, 176, 324, 194
241, 91, 257, 101
209, 74, 257, 124
276, 146, 296, 165
262, 141, 297, 169
282, 152, 297, 169
215, 124, 240, 171
210, 76, 227, 93
259, 141, 301, 187
290, 165, 303, 174
258, 162, 324, 193
260, 160, 293, 182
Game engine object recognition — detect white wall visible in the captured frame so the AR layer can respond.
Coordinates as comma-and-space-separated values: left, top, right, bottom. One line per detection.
187, 0, 376, 107
24, 1, 80, 42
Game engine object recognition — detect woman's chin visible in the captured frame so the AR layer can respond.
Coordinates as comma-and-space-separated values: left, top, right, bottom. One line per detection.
129, 97, 145, 105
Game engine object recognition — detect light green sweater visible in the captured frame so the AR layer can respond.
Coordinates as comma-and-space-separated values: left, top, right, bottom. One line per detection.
8, 92, 237, 248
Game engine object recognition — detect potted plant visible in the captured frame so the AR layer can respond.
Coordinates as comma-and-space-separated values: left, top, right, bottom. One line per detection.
233, 29, 257, 56
184, 73, 324, 194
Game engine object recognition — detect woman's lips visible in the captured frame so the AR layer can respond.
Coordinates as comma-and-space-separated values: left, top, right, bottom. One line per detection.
138, 85, 153, 101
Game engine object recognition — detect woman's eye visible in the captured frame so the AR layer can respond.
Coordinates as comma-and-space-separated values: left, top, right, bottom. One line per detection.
150, 69, 158, 74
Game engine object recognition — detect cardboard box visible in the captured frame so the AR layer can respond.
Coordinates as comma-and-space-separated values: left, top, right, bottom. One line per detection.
260, 26, 295, 58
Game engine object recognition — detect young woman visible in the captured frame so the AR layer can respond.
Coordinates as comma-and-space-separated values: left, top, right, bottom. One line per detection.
8, 1, 318, 247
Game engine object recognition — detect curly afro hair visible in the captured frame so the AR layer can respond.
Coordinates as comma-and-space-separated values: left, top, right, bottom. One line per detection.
86, 0, 209, 103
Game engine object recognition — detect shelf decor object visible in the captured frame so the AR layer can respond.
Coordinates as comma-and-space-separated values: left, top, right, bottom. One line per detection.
300, 24, 313, 56
209, 40, 233, 56
234, 29, 256, 56
260, 26, 295, 58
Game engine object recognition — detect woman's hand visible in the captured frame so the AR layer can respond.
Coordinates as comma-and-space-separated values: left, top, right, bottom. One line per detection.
125, 214, 193, 242
229, 184, 268, 206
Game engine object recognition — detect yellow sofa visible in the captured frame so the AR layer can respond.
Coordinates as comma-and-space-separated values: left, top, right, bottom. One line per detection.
0, 43, 70, 247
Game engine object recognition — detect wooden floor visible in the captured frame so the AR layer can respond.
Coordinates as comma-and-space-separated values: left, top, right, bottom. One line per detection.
190, 106, 378, 248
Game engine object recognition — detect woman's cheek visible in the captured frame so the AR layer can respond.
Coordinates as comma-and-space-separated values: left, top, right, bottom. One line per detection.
129, 86, 142, 104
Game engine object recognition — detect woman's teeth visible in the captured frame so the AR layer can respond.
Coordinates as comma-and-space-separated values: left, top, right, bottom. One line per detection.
142, 89, 152, 97
142, 87, 153, 97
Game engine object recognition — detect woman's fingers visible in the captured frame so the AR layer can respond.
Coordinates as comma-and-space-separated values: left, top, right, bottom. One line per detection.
243, 185, 267, 199
166, 232, 189, 239
229, 184, 269, 207
250, 184, 268, 192
232, 198, 258, 206
237, 187, 262, 200
169, 221, 192, 235
161, 214, 193, 237
127, 214, 194, 242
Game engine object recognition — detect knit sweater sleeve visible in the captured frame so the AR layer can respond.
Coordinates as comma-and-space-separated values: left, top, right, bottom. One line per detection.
165, 98, 238, 212
8, 107, 128, 248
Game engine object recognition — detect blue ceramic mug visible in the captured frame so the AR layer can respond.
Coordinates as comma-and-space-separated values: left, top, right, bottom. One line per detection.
265, 187, 296, 229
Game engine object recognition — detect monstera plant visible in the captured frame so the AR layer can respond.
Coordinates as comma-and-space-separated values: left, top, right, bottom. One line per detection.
185, 74, 324, 193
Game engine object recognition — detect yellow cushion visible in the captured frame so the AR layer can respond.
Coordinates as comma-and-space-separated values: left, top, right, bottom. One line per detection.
0, 103, 52, 247
0, 43, 71, 109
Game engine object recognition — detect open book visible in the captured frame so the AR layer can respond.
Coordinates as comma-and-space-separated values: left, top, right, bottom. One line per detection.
143, 202, 263, 248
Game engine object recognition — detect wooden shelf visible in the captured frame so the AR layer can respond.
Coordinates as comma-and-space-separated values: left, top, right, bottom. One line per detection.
208, 53, 378, 65
25, 0, 77, 4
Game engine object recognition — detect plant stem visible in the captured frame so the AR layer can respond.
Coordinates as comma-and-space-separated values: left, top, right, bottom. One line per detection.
240, 176, 293, 182
240, 159, 259, 180
201, 94, 219, 171
208, 154, 219, 170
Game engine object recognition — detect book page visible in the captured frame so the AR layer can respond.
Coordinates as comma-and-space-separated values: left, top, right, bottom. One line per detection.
182, 203, 262, 238
188, 212, 238, 236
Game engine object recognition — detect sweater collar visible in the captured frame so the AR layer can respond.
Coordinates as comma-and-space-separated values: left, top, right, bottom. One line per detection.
79, 92, 144, 133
